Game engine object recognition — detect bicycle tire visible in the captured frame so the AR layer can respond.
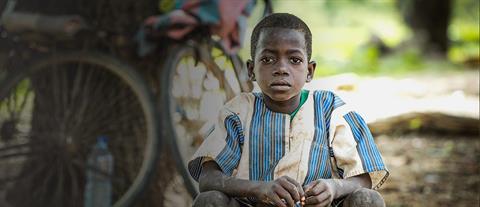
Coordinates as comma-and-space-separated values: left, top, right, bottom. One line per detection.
0, 51, 159, 207
229, 53, 254, 92
159, 43, 240, 198
212, 41, 253, 93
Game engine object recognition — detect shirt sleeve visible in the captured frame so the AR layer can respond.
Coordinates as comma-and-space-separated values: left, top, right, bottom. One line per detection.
328, 96, 389, 190
188, 107, 245, 182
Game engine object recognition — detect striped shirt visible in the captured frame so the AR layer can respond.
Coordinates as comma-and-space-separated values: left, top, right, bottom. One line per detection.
188, 90, 389, 190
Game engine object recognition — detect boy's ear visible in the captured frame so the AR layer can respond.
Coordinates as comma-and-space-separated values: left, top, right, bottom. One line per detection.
246, 59, 256, 81
306, 60, 316, 82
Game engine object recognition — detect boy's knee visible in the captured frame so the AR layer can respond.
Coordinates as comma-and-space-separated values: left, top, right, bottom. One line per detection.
343, 188, 385, 207
193, 191, 232, 207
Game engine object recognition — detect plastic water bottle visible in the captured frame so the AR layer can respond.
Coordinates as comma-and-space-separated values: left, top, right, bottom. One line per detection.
84, 136, 113, 207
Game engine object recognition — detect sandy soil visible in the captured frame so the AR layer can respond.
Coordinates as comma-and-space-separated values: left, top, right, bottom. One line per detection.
378, 135, 479, 207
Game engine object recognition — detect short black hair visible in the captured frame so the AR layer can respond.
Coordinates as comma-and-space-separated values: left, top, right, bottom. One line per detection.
250, 13, 312, 61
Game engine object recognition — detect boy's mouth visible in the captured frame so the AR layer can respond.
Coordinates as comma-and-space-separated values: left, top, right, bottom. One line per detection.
270, 80, 291, 90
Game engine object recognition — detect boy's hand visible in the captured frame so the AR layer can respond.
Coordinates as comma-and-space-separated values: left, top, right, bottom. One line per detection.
255, 176, 305, 207
303, 179, 337, 207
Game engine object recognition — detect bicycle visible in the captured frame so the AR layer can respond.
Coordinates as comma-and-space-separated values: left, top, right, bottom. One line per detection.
157, 0, 273, 198
0, 0, 272, 206
0, 1, 160, 206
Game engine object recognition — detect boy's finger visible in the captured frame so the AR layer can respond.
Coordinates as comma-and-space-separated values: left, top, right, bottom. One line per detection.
285, 176, 305, 197
269, 191, 288, 207
304, 191, 331, 205
305, 181, 327, 197
304, 195, 320, 205
303, 180, 318, 194
315, 196, 331, 207
278, 179, 300, 201
275, 187, 296, 207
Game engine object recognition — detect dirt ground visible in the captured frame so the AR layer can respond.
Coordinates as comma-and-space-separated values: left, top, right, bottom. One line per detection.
377, 135, 479, 207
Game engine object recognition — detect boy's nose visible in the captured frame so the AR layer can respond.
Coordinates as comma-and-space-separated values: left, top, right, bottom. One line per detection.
273, 61, 289, 76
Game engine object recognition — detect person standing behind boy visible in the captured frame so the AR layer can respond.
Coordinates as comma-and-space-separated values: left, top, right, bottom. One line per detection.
188, 13, 389, 207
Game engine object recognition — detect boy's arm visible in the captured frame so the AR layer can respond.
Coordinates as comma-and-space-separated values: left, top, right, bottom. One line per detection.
199, 160, 306, 207
303, 173, 371, 206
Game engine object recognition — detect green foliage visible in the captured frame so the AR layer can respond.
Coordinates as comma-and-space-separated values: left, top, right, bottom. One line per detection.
452, 0, 480, 22
449, 22, 480, 63
377, 48, 423, 75
240, 0, 478, 77
312, 59, 338, 77
408, 118, 422, 130
348, 45, 380, 74
448, 0, 480, 64
329, 46, 427, 76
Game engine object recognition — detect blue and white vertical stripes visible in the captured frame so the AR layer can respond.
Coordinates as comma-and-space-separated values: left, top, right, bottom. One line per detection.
249, 93, 286, 181
304, 91, 341, 184
343, 112, 386, 173
188, 91, 389, 193
216, 114, 245, 176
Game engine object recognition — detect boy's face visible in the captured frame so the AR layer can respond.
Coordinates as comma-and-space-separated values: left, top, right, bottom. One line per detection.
247, 28, 315, 102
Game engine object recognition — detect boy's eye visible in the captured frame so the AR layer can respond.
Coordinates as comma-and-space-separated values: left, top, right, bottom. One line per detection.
260, 57, 275, 64
290, 57, 303, 64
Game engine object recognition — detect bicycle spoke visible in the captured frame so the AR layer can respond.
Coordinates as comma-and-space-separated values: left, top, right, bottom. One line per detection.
67, 158, 82, 205
162, 43, 247, 198
1, 52, 158, 207
52, 159, 66, 205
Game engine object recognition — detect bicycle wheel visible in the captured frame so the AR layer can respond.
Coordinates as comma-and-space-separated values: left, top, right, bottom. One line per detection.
0, 51, 159, 207
159, 42, 241, 198
212, 42, 253, 93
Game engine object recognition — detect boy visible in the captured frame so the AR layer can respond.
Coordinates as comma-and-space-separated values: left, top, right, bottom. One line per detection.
188, 13, 388, 207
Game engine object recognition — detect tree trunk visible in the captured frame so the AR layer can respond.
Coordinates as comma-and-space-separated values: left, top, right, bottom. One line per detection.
369, 112, 479, 136
397, 0, 452, 56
